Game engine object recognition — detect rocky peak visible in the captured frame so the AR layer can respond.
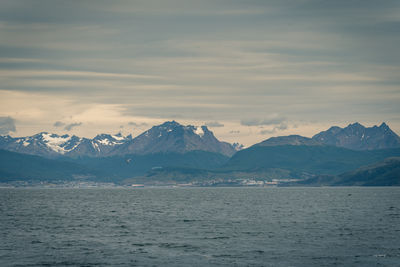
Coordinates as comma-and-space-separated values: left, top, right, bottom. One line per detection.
379, 122, 389, 130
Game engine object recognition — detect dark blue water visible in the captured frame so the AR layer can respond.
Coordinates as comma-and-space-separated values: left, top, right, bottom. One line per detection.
0, 187, 399, 266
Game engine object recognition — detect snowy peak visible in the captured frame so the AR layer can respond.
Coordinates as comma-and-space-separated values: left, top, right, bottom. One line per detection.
0, 132, 131, 158
0, 132, 83, 157
19, 132, 79, 154
35, 133, 75, 153
93, 133, 131, 146
194, 126, 205, 137
312, 122, 400, 150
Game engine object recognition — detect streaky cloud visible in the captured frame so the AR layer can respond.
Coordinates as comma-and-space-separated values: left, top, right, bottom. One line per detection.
205, 121, 224, 127
64, 122, 82, 131
53, 121, 65, 127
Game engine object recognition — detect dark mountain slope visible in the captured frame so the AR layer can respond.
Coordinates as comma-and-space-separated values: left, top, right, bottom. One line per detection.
291, 157, 400, 186
256, 135, 321, 147
334, 157, 400, 186
0, 149, 95, 182
72, 150, 230, 181
223, 139, 400, 175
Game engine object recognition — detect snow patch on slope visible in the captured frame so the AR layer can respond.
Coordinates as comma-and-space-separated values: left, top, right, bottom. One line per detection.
194, 126, 204, 137
41, 133, 72, 154
97, 138, 111, 145
111, 134, 125, 141
92, 141, 100, 152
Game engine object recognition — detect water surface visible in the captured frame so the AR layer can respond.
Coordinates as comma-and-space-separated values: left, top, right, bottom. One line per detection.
0, 187, 399, 266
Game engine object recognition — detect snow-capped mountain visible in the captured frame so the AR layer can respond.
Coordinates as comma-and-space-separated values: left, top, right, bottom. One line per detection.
111, 121, 237, 156
64, 133, 133, 158
312, 122, 400, 150
0, 132, 82, 158
0, 132, 132, 158
0, 121, 237, 158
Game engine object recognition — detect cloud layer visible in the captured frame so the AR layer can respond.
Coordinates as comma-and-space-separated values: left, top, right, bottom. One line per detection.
0, 0, 399, 145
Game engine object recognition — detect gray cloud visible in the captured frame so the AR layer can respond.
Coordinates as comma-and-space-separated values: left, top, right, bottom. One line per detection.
260, 122, 288, 135
204, 121, 224, 127
0, 116, 16, 135
241, 116, 287, 126
128, 122, 148, 127
275, 122, 288, 131
64, 122, 82, 131
260, 129, 275, 135
53, 121, 65, 127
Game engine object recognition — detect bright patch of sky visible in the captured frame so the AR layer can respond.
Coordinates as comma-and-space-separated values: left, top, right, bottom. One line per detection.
0, 0, 399, 146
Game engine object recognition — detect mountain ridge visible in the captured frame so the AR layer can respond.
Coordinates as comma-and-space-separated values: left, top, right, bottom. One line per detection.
0, 121, 238, 158
1, 121, 399, 160
254, 135, 322, 147
312, 122, 400, 150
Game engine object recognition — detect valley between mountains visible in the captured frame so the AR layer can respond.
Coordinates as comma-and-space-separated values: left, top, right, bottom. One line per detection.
1, 121, 400, 186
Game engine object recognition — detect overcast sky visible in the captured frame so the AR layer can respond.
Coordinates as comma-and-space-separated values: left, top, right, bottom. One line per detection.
0, 0, 399, 146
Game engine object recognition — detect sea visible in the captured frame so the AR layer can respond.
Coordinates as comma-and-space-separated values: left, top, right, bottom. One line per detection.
0, 187, 399, 267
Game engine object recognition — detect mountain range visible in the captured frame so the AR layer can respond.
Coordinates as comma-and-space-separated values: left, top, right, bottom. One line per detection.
0, 132, 132, 158
3, 121, 399, 160
312, 122, 400, 150
0, 121, 238, 158
1, 121, 400, 186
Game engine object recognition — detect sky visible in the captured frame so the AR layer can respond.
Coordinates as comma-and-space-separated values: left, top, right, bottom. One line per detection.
0, 0, 399, 146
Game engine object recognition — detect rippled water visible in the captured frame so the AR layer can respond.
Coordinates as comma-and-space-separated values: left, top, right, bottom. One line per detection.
0, 187, 399, 266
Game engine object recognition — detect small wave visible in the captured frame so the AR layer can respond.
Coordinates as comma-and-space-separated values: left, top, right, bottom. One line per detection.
181, 219, 198, 222
132, 242, 154, 247
159, 242, 199, 251
203, 236, 230, 240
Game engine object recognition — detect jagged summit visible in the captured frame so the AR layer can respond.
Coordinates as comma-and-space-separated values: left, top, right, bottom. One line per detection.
312, 122, 400, 150
379, 122, 390, 130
